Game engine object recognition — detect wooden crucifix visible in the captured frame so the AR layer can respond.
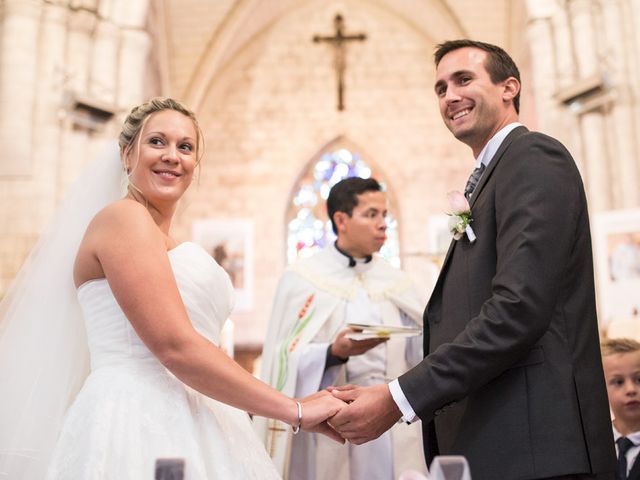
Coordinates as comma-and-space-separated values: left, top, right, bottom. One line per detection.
312, 14, 367, 111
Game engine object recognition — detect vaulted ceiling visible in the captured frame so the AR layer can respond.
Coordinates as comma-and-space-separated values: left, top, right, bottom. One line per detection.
155, 0, 518, 109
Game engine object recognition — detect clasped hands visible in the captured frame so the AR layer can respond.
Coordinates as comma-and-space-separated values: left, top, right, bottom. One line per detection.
297, 327, 403, 444
298, 383, 403, 444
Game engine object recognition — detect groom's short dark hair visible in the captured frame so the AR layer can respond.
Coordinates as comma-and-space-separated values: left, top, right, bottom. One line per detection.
327, 177, 382, 234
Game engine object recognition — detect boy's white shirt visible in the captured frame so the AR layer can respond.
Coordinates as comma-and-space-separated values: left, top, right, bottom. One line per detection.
613, 422, 640, 475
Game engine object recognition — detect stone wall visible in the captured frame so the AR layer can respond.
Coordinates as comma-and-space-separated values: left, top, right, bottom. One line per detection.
525, 0, 640, 212
0, 0, 154, 295
2, 0, 639, 346
170, 0, 510, 345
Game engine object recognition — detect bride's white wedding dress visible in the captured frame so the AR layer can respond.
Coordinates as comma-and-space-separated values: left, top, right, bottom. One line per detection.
45, 242, 280, 479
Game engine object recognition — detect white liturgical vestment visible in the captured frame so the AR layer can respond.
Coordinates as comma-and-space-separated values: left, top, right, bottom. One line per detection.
256, 244, 427, 479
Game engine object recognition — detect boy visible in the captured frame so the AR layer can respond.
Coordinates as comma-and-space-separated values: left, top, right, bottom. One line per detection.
602, 338, 640, 480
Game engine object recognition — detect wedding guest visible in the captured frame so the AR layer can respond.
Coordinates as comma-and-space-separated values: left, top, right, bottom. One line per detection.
602, 338, 640, 480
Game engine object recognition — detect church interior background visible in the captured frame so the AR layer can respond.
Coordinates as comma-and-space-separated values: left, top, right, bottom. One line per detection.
1, 0, 639, 371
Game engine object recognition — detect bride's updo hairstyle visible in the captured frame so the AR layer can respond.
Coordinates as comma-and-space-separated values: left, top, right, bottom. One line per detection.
118, 97, 204, 167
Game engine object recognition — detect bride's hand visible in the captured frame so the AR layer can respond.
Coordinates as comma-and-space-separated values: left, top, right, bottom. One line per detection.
299, 388, 336, 402
299, 391, 347, 443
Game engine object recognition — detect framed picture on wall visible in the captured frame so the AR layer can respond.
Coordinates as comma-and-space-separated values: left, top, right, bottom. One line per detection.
593, 208, 640, 336
427, 214, 453, 267
413, 214, 453, 292
192, 219, 254, 312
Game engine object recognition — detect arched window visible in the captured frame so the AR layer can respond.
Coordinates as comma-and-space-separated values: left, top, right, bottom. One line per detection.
286, 142, 400, 267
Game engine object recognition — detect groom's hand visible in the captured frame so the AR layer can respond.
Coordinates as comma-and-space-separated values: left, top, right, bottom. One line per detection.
329, 384, 401, 445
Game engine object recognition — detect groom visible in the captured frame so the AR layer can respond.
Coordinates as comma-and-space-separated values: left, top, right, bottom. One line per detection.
331, 40, 616, 479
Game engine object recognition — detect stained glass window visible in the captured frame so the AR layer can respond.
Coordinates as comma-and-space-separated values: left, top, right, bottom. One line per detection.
287, 146, 400, 267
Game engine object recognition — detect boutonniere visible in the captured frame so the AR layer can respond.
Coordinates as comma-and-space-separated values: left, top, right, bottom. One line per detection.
447, 191, 476, 243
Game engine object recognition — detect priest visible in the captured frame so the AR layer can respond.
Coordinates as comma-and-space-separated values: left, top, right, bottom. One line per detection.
257, 177, 427, 480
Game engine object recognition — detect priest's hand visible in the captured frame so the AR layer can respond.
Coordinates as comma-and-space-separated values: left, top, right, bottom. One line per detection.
330, 328, 388, 360
328, 384, 401, 444
299, 390, 347, 443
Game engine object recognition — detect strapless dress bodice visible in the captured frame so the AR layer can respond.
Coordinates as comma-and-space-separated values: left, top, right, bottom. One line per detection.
47, 242, 280, 479
76, 242, 235, 371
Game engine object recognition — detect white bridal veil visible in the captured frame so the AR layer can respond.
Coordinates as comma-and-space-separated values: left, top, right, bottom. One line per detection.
0, 141, 125, 479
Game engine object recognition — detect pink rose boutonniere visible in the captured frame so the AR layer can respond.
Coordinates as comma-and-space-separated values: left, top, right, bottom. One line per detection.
447, 191, 476, 243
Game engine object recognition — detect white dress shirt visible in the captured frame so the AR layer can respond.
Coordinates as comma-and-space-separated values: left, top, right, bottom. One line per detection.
613, 423, 640, 476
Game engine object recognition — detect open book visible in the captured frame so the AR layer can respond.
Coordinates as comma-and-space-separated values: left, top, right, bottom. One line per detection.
345, 322, 422, 340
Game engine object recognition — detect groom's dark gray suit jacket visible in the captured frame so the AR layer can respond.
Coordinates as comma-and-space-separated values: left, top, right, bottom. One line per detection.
398, 126, 616, 480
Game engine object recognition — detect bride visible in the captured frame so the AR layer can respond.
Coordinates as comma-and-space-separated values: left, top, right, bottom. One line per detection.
0, 97, 344, 479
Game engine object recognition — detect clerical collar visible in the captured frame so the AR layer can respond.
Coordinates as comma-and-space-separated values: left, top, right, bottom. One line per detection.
334, 241, 372, 268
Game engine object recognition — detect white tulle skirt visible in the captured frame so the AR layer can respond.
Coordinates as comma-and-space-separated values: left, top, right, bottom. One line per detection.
45, 363, 281, 479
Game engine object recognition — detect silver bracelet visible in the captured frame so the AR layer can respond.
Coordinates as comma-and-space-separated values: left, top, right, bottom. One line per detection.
292, 401, 302, 434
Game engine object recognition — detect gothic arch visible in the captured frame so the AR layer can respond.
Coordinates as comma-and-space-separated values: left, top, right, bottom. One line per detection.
284, 136, 402, 266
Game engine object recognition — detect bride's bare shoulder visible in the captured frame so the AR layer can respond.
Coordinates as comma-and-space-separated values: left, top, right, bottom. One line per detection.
96, 198, 150, 221
75, 200, 161, 286
88, 199, 153, 233
82, 199, 160, 252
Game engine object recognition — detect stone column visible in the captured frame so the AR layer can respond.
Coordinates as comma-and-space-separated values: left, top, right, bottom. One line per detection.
568, 0, 612, 212
117, 29, 151, 108
599, 0, 640, 208
90, 19, 119, 105
550, 2, 590, 177
33, 2, 68, 210
64, 9, 96, 97
57, 8, 97, 198
525, 0, 558, 133
0, 0, 40, 176
113, 0, 151, 108
525, 0, 587, 176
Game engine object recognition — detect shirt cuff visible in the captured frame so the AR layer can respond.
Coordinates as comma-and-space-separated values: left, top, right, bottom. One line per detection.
388, 379, 419, 423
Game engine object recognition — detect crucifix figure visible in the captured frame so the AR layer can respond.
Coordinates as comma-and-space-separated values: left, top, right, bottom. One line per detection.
313, 14, 367, 111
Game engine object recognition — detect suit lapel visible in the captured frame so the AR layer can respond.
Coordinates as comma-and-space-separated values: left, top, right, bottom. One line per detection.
427, 126, 529, 310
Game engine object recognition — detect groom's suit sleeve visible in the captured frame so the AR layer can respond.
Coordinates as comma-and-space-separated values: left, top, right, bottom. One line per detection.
397, 132, 586, 421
